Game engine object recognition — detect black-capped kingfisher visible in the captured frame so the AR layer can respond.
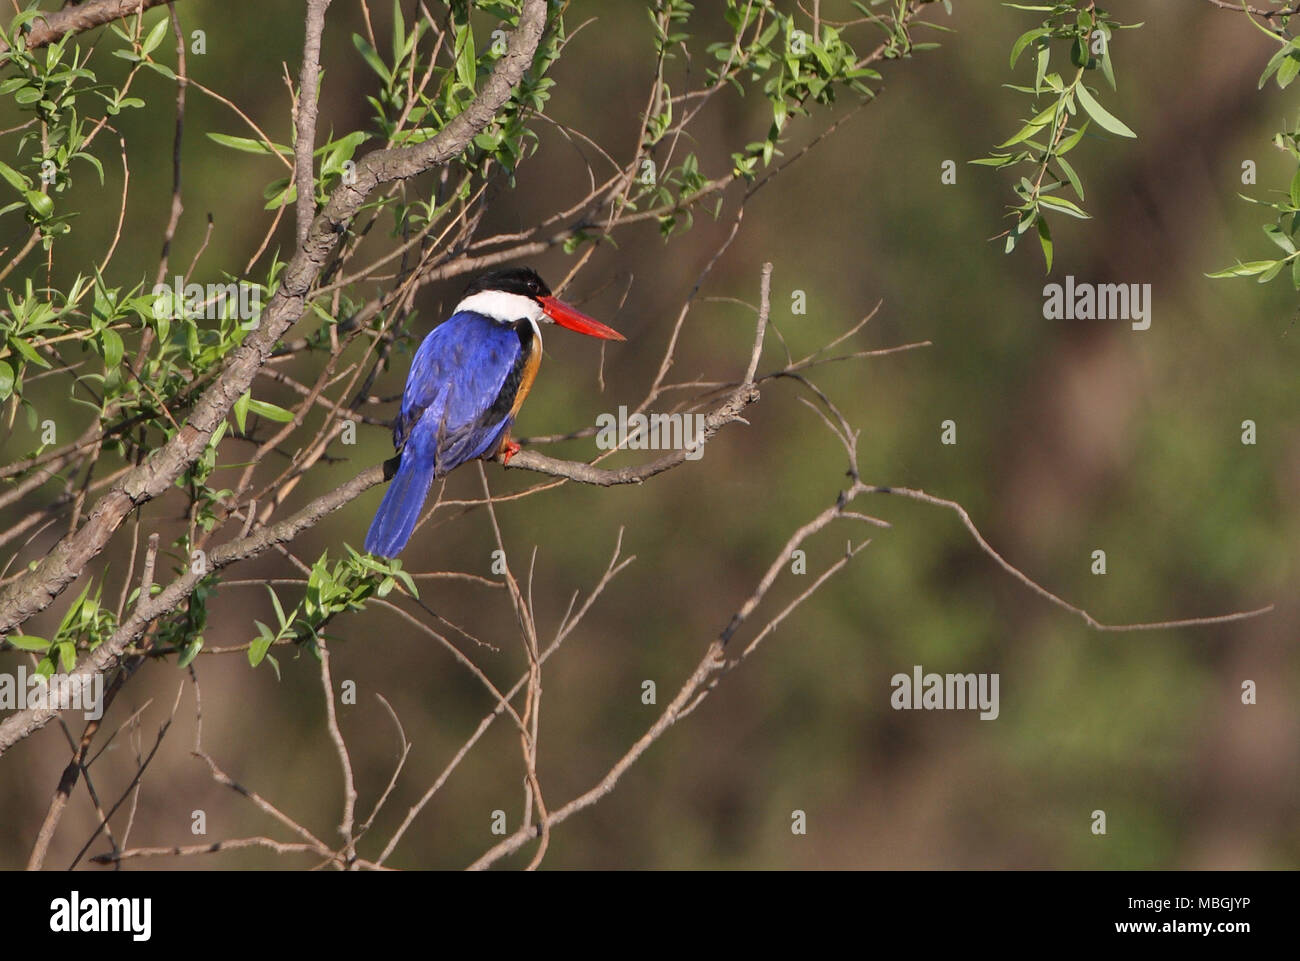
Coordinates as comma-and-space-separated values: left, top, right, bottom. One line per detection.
364, 267, 624, 557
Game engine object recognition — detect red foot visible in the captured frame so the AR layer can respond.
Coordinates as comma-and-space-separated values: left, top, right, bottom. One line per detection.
500, 439, 521, 466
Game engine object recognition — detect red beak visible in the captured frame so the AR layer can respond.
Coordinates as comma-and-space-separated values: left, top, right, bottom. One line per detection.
539, 295, 625, 341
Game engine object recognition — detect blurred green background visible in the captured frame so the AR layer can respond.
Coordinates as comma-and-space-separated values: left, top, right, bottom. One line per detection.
0, 0, 1296, 869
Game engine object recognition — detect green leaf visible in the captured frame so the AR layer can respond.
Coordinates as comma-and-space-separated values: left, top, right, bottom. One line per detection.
1056, 155, 1084, 200
1037, 194, 1091, 219
1037, 216, 1053, 273
1070, 36, 1088, 69
234, 389, 250, 434
997, 117, 1050, 149
266, 585, 288, 631
5, 634, 50, 652
248, 638, 272, 667
0, 159, 29, 192
245, 398, 294, 422
206, 133, 292, 156
1099, 35, 1116, 90
263, 180, 296, 210
392, 0, 407, 61
455, 23, 477, 90
0, 360, 13, 400
208, 418, 228, 451
1259, 40, 1299, 89
75, 150, 105, 185
1205, 260, 1280, 278
101, 327, 124, 368
1073, 83, 1135, 138
24, 190, 53, 218
1056, 120, 1091, 156
1258, 260, 1285, 283
248, 621, 274, 667
1010, 27, 1047, 68
352, 34, 392, 84
10, 336, 52, 369
177, 637, 203, 669
1279, 52, 1300, 89
1263, 223, 1297, 254
141, 15, 169, 56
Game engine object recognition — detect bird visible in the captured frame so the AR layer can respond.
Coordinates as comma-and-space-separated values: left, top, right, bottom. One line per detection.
363, 266, 624, 558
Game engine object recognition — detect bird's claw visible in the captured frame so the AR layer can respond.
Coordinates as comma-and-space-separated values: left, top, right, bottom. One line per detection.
501, 439, 521, 466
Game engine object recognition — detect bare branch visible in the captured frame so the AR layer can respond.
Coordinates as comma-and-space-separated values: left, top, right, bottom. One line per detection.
317, 638, 357, 866
0, 0, 180, 54
294, 0, 333, 247
92, 836, 323, 864
0, 0, 547, 642
0, 464, 385, 755
865, 484, 1277, 632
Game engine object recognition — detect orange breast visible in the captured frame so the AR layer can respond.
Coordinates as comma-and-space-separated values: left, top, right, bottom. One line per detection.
509, 335, 542, 418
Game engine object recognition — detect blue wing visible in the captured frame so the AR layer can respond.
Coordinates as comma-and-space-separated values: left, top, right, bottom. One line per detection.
364, 312, 520, 557
395, 310, 521, 474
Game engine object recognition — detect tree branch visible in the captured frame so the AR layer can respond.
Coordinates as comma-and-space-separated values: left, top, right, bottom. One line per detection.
0, 0, 179, 54
0, 464, 384, 756
294, 0, 333, 247
0, 0, 548, 641
1202, 0, 1298, 17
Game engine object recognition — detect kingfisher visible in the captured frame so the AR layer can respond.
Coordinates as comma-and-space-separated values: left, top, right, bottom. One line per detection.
363, 266, 624, 558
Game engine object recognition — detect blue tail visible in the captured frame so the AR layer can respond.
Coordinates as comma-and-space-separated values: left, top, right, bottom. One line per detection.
364, 450, 437, 557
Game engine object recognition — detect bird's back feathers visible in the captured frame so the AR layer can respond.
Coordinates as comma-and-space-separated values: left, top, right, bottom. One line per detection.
365, 310, 534, 557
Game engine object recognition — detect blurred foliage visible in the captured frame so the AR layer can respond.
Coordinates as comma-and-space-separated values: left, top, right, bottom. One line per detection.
0, 0, 1295, 870
975, 1, 1143, 269
1209, 3, 1300, 286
